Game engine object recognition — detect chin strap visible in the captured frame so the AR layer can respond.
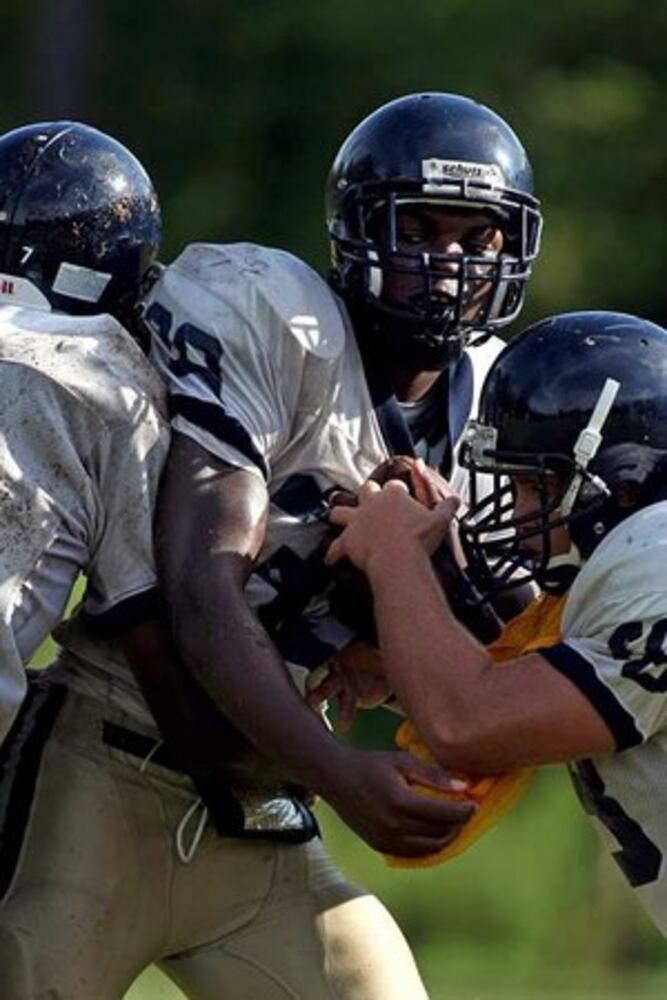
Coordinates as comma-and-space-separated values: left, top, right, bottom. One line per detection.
541, 544, 583, 594
560, 377, 620, 517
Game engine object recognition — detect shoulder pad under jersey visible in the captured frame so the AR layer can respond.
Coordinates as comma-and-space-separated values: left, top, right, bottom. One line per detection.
0, 306, 165, 421
563, 501, 667, 638
155, 242, 347, 361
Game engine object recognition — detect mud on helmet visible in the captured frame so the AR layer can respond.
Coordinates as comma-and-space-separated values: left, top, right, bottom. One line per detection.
326, 92, 542, 367
458, 311, 667, 597
0, 120, 161, 339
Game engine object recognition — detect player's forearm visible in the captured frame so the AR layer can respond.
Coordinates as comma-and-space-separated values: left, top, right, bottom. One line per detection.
155, 440, 355, 792
123, 618, 251, 777
367, 547, 616, 771
170, 582, 352, 793
367, 545, 503, 768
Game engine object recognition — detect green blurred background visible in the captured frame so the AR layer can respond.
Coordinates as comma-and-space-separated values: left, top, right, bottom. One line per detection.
7, 0, 667, 995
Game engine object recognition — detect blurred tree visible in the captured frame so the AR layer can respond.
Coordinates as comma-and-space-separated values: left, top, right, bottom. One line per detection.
25, 0, 99, 119
4, 0, 667, 328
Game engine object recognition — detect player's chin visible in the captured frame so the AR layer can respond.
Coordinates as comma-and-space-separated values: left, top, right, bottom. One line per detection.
461, 288, 492, 322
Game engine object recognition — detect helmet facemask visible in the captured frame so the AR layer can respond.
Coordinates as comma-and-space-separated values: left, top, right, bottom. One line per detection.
459, 379, 621, 597
459, 441, 608, 597
329, 175, 541, 367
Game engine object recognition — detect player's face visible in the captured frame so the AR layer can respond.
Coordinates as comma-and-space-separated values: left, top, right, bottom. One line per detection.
513, 473, 571, 558
379, 205, 505, 321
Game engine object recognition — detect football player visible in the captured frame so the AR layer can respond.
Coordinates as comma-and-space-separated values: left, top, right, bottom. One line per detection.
0, 120, 471, 999
141, 92, 542, 995
0, 120, 165, 746
327, 310, 667, 936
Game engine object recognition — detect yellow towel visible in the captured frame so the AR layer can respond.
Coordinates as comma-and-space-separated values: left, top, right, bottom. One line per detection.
387, 591, 567, 868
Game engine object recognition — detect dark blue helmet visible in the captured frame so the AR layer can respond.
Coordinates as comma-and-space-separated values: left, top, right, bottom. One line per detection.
0, 121, 161, 336
326, 92, 542, 367
459, 311, 667, 595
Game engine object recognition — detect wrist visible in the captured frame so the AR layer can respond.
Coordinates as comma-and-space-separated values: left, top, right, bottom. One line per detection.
365, 540, 430, 588
306, 739, 356, 799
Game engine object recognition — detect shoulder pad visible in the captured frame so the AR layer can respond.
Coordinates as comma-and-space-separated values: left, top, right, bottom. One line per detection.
161, 243, 347, 361
0, 307, 165, 418
564, 502, 667, 635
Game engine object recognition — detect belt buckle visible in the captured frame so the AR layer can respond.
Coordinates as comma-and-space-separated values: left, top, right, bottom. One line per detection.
239, 791, 319, 841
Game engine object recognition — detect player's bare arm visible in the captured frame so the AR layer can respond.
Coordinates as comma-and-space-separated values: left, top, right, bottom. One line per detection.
121, 617, 261, 778
154, 432, 476, 856
328, 484, 615, 773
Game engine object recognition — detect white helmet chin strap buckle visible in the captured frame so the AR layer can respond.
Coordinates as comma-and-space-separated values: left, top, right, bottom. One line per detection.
367, 249, 383, 298
560, 377, 620, 516
546, 542, 583, 573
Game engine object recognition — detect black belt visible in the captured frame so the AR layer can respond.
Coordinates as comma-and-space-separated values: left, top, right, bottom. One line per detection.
102, 720, 320, 843
102, 720, 186, 772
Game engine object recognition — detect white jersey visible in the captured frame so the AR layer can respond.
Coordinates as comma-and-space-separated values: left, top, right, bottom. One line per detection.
145, 242, 501, 670
0, 306, 169, 736
538, 501, 667, 934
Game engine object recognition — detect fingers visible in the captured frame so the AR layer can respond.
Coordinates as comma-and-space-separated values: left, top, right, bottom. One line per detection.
336, 684, 358, 732
305, 665, 336, 709
328, 478, 409, 527
400, 756, 469, 794
410, 458, 442, 508
393, 754, 478, 832
376, 478, 409, 497
434, 495, 462, 522
330, 748, 477, 857
329, 503, 354, 528
305, 661, 365, 729
383, 829, 462, 858
324, 533, 346, 566
358, 478, 385, 501
388, 752, 477, 822
397, 785, 476, 828
328, 489, 358, 509
411, 475, 435, 509
326, 504, 357, 565
327, 481, 458, 566
410, 458, 461, 507
385, 788, 476, 855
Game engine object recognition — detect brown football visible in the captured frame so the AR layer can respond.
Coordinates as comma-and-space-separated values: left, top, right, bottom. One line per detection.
327, 455, 418, 641
367, 454, 418, 493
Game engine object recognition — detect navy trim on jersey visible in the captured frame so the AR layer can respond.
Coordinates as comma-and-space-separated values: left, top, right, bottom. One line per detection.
361, 343, 474, 475
571, 759, 663, 888
372, 392, 416, 458
539, 642, 643, 751
273, 620, 343, 670
359, 342, 416, 457
0, 676, 66, 902
448, 353, 474, 447
169, 392, 269, 479
404, 373, 459, 475
81, 586, 163, 637
271, 474, 330, 521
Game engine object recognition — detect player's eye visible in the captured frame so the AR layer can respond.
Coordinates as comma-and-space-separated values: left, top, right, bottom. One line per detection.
465, 229, 500, 254
397, 226, 428, 247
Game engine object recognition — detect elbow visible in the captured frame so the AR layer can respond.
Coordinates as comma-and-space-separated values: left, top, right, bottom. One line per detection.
417, 713, 483, 771
407, 658, 504, 772
413, 691, 504, 773
160, 548, 245, 623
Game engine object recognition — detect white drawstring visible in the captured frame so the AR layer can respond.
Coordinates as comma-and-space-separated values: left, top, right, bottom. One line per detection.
175, 797, 209, 864
136, 738, 209, 864
138, 739, 165, 773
